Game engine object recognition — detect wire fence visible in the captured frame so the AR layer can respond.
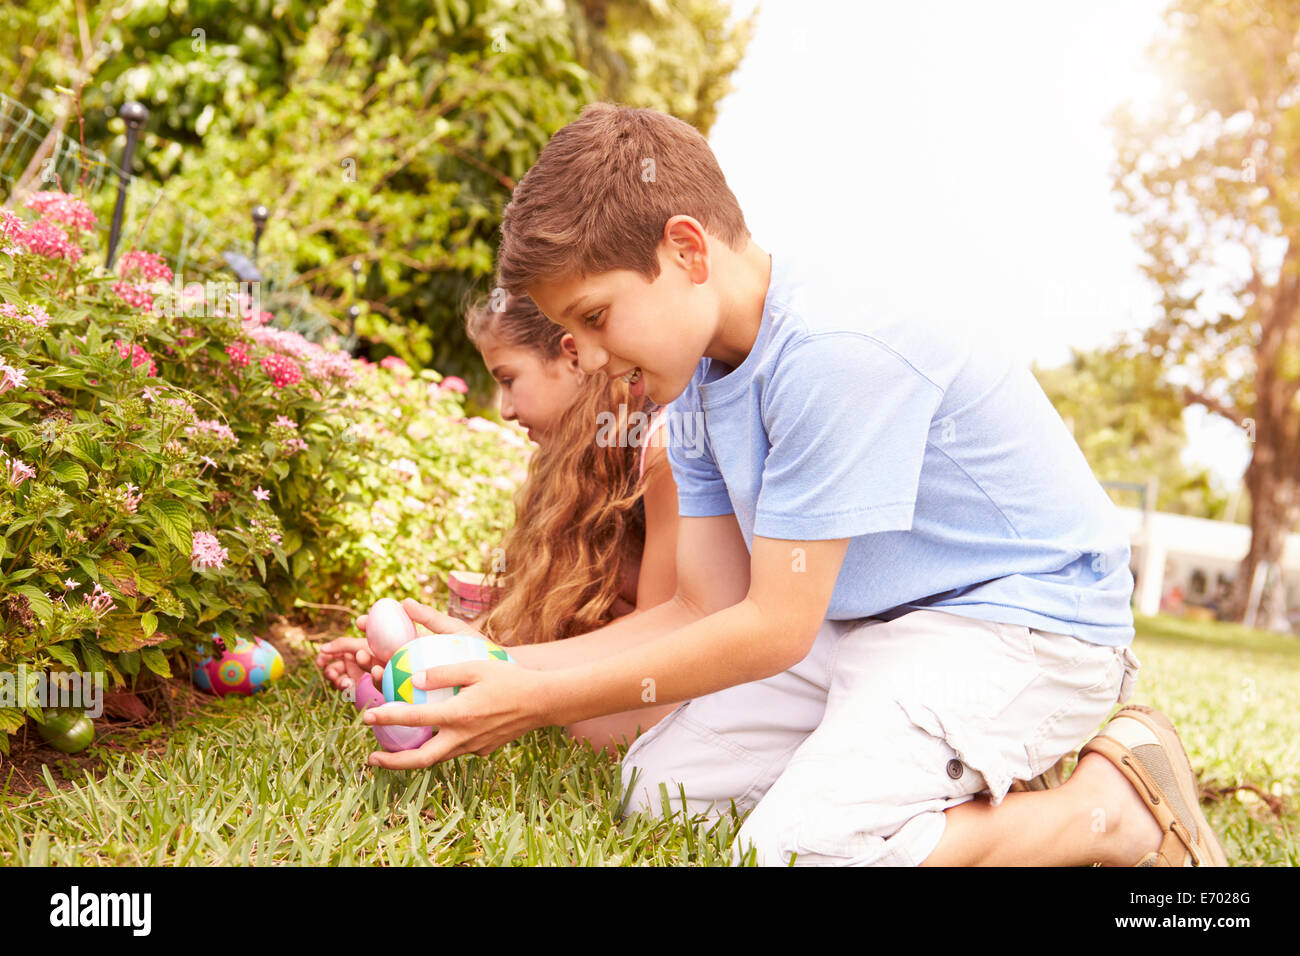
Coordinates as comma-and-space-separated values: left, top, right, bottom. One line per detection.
0, 93, 338, 342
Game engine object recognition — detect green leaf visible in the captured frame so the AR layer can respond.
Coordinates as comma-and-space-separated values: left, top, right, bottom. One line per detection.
144, 499, 193, 553
135, 563, 163, 597
253, 553, 266, 581
117, 651, 140, 677
13, 586, 52, 625
71, 554, 99, 582
140, 647, 171, 678
141, 611, 158, 638
69, 431, 104, 468
47, 459, 88, 489
44, 643, 79, 668
79, 640, 106, 674
0, 707, 27, 734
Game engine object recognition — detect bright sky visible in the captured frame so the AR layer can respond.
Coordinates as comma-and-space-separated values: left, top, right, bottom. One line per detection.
708, 0, 1251, 492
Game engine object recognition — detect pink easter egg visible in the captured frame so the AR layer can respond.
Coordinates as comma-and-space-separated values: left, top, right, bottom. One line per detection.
353, 673, 432, 753
365, 597, 416, 662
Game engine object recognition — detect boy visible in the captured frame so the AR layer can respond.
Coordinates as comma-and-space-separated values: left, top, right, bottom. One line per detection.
362, 103, 1227, 867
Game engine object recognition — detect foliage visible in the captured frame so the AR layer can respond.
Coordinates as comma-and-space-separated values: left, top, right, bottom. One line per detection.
311, 359, 530, 613
0, 191, 528, 752
1, 0, 756, 400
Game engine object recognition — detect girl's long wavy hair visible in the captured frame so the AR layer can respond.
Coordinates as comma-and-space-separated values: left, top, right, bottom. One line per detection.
464, 292, 663, 646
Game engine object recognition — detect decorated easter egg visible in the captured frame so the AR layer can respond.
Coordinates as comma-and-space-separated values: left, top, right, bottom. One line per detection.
353, 673, 433, 752
38, 709, 95, 754
382, 633, 515, 706
192, 634, 285, 697
364, 597, 416, 661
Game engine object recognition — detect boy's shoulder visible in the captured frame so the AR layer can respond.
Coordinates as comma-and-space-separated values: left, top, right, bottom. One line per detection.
706, 252, 983, 402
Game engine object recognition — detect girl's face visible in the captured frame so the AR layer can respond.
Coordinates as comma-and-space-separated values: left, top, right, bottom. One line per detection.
478, 331, 585, 444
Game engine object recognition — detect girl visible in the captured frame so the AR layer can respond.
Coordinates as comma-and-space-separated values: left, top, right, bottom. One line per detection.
317, 292, 679, 752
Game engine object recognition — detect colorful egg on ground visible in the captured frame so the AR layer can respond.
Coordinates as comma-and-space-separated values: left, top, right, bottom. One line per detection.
192, 634, 285, 696
38, 709, 95, 754
353, 673, 433, 752
381, 633, 515, 705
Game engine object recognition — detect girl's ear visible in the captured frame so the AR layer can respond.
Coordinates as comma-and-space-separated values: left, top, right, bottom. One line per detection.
560, 334, 582, 372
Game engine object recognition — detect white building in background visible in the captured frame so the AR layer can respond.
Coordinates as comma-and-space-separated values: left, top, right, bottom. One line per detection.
1117, 505, 1300, 628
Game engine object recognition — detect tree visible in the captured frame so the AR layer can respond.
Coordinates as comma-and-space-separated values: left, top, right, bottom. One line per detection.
1109, 0, 1300, 623
1032, 347, 1229, 518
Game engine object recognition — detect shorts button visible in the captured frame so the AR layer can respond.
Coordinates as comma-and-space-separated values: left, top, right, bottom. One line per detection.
946, 758, 964, 779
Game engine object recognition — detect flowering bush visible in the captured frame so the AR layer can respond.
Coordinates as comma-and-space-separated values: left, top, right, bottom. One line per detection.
0, 191, 528, 752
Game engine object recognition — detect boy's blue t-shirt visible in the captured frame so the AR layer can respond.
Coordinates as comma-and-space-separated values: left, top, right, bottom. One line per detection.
664, 252, 1135, 647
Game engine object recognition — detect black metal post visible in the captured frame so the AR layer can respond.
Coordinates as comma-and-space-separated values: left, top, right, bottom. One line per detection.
251, 204, 269, 261
105, 101, 148, 270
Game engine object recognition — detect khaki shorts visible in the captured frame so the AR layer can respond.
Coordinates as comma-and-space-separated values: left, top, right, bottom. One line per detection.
619, 608, 1141, 866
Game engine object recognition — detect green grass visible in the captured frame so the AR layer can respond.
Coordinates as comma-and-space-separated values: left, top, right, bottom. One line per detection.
0, 613, 1294, 865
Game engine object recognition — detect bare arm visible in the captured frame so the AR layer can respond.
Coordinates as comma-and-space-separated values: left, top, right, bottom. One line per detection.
537, 529, 850, 726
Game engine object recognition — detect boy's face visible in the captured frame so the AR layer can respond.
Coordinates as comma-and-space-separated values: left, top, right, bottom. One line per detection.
527, 240, 715, 406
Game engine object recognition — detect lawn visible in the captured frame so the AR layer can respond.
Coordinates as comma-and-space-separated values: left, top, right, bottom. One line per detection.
0, 612, 1294, 865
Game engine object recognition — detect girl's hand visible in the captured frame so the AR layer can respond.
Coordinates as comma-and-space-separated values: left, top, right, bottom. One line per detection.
363, 598, 492, 686
315, 635, 368, 692
362, 659, 553, 769
399, 598, 486, 641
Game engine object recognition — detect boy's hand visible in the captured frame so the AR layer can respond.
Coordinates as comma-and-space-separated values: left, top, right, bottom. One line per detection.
362, 659, 552, 769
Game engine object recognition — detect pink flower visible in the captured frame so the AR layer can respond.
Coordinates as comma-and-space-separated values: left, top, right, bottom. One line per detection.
16, 218, 83, 262
113, 340, 158, 376
85, 582, 116, 616
273, 415, 296, 430
191, 531, 228, 571
391, 458, 420, 481
463, 416, 500, 434
64, 578, 80, 591
380, 356, 410, 377
0, 360, 28, 394
253, 486, 270, 501
0, 209, 25, 242
260, 354, 301, 388
440, 376, 468, 394
22, 305, 50, 328
199, 455, 218, 472
25, 191, 97, 232
184, 418, 236, 443
117, 250, 173, 283
111, 281, 154, 313
226, 341, 250, 369
6, 456, 36, 485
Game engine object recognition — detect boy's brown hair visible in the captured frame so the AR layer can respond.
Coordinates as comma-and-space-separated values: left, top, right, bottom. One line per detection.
497, 102, 750, 295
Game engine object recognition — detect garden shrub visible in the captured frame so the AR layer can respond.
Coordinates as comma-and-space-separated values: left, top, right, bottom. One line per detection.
0, 191, 528, 752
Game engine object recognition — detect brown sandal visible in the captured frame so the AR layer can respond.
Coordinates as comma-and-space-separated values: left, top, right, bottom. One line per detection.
1078, 704, 1228, 866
